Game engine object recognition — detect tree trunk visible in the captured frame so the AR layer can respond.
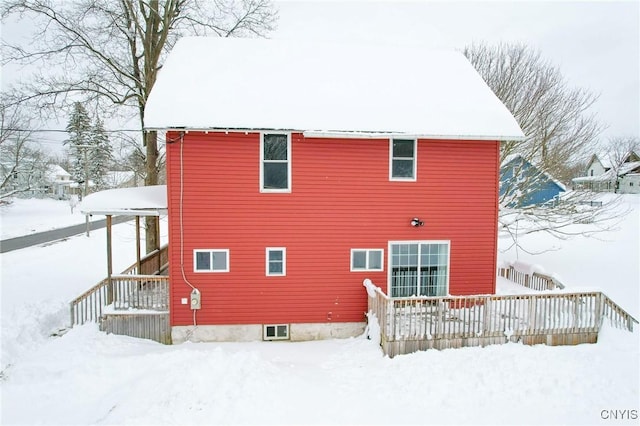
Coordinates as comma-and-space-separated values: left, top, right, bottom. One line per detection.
145, 130, 160, 253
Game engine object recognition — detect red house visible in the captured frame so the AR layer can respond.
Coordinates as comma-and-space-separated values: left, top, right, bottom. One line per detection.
144, 38, 524, 343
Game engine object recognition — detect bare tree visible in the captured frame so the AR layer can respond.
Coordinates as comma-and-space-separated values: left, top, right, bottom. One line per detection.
1, 101, 51, 199
113, 130, 155, 187
1, 0, 278, 252
464, 42, 631, 255
498, 191, 628, 257
464, 42, 602, 183
605, 136, 639, 163
602, 136, 640, 193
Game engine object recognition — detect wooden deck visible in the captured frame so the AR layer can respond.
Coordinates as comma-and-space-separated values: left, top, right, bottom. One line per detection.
69, 245, 170, 344
364, 278, 637, 358
498, 266, 565, 291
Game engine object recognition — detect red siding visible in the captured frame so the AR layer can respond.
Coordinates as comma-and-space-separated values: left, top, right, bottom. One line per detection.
166, 132, 499, 326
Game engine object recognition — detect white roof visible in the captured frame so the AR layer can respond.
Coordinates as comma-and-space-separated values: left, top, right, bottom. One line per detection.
573, 161, 640, 183
47, 164, 71, 180
80, 185, 167, 216
145, 37, 524, 141
587, 154, 612, 171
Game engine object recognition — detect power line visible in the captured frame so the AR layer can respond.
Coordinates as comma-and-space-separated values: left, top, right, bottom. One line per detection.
2, 128, 145, 133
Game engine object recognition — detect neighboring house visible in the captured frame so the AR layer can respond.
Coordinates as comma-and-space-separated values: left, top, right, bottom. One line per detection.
144, 38, 524, 343
499, 154, 566, 207
45, 165, 73, 198
572, 151, 640, 194
0, 161, 52, 197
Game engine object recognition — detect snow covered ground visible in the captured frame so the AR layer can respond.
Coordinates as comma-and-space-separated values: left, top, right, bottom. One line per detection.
0, 196, 638, 425
0, 197, 98, 240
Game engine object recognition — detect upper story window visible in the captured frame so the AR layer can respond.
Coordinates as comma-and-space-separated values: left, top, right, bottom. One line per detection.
390, 139, 417, 181
261, 133, 291, 192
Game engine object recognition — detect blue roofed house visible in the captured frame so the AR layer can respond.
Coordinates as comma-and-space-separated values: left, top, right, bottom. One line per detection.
500, 154, 567, 207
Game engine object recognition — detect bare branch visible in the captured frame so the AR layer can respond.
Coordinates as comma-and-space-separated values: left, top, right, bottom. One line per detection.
2, 0, 278, 252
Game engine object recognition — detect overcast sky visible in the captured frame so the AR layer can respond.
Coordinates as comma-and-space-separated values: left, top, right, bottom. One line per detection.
275, 0, 640, 141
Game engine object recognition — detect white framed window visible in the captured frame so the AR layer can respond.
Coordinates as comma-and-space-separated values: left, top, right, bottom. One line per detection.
388, 241, 449, 297
194, 249, 229, 272
266, 247, 286, 276
261, 133, 291, 192
350, 249, 384, 271
390, 138, 417, 181
263, 324, 289, 340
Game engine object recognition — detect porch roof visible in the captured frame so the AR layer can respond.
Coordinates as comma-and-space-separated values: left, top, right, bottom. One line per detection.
80, 185, 167, 217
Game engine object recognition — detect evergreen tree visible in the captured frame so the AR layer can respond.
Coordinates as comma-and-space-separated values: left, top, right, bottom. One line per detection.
64, 102, 91, 192
90, 117, 111, 190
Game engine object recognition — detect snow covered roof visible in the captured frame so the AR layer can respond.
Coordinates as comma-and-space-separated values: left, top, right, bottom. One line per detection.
500, 154, 567, 191
500, 153, 521, 168
573, 161, 640, 183
46, 164, 71, 180
586, 154, 612, 171
80, 185, 167, 216
144, 37, 525, 141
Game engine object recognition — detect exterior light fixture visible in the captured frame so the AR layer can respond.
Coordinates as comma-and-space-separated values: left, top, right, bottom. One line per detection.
410, 217, 424, 227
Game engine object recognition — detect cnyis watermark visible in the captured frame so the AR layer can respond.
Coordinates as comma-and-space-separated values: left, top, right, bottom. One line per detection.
600, 409, 638, 421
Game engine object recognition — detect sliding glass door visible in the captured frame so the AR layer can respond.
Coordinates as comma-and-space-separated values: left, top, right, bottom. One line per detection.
389, 242, 449, 297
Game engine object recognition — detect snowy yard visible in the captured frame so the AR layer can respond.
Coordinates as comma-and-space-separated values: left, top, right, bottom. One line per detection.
0, 196, 638, 425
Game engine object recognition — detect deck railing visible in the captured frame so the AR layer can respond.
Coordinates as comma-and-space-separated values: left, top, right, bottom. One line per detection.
70, 245, 169, 326
111, 275, 169, 311
120, 245, 169, 276
498, 266, 565, 291
364, 279, 637, 357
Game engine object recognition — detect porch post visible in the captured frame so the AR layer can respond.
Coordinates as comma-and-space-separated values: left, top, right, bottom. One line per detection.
155, 215, 161, 272
135, 216, 141, 274
106, 215, 113, 305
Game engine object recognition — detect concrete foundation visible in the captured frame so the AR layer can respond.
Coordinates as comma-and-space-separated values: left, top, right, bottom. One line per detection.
171, 322, 366, 344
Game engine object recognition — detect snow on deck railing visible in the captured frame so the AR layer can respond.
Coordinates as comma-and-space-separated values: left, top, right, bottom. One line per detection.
498, 261, 565, 291
363, 279, 637, 358
70, 245, 169, 326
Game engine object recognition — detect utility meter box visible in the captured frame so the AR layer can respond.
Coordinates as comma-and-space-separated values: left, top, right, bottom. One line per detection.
190, 289, 201, 310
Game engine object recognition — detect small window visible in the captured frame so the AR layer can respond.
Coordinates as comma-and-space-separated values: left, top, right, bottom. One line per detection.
194, 249, 229, 272
263, 324, 289, 340
390, 139, 417, 180
261, 133, 291, 192
351, 249, 384, 271
266, 247, 286, 276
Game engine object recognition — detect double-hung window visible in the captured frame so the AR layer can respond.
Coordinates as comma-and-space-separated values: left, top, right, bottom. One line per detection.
350, 249, 384, 271
390, 139, 417, 181
261, 133, 291, 192
389, 242, 449, 297
266, 248, 286, 276
194, 249, 229, 272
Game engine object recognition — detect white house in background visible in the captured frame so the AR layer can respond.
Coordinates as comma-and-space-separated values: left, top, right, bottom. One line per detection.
46, 165, 73, 198
572, 151, 640, 194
